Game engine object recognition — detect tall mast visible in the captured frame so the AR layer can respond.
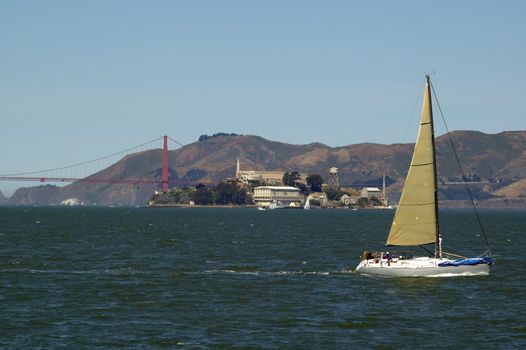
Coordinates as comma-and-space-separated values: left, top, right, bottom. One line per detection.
427, 75, 441, 258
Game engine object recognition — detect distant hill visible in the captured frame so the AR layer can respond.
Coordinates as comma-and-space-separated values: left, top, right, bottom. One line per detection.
0, 190, 9, 205
493, 178, 526, 198
8, 130, 526, 207
10, 185, 61, 206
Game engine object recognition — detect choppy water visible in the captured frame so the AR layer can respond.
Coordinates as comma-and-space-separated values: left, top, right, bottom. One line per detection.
0, 207, 524, 349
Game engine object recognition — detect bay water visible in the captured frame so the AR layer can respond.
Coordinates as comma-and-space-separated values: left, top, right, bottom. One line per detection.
1, 207, 524, 349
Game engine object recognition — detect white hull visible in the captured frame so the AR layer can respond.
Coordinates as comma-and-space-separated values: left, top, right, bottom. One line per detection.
355, 256, 490, 277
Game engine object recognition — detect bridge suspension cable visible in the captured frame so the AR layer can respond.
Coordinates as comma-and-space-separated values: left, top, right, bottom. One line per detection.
0, 135, 186, 185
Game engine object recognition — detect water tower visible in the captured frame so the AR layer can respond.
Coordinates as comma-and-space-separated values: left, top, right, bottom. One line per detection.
328, 167, 340, 189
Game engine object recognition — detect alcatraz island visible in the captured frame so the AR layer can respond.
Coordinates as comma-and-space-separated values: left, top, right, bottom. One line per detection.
149, 159, 391, 210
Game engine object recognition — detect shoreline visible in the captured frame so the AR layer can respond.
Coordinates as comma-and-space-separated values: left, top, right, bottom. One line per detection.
146, 198, 526, 210
439, 198, 526, 209
147, 204, 257, 209
2, 198, 524, 209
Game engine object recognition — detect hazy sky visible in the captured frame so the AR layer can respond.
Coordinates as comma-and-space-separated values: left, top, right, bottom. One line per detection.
1, 0, 524, 195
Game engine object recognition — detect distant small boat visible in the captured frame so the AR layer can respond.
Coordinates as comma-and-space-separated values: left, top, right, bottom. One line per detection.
303, 195, 311, 210
355, 76, 493, 277
373, 205, 394, 210
268, 201, 285, 210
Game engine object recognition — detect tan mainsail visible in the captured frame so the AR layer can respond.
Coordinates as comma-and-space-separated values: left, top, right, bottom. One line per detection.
386, 79, 437, 246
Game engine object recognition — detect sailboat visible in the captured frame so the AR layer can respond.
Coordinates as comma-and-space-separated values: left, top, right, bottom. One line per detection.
304, 195, 311, 210
355, 76, 493, 277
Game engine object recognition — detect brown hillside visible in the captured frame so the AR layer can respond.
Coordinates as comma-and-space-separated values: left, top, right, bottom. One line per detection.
9, 131, 526, 206
493, 178, 526, 198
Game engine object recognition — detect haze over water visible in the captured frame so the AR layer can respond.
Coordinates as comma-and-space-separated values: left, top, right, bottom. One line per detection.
1, 207, 524, 348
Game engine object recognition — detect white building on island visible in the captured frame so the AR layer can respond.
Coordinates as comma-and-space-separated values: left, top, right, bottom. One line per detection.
360, 187, 382, 200
253, 186, 304, 207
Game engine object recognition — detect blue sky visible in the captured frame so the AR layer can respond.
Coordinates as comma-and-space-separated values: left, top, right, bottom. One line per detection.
0, 0, 524, 195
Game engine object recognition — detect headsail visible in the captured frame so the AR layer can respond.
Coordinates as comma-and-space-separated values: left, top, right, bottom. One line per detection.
386, 77, 438, 246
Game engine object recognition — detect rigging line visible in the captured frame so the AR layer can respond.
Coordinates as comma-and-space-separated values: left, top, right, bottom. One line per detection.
419, 245, 435, 257
400, 86, 423, 144
429, 81, 491, 251
0, 136, 164, 177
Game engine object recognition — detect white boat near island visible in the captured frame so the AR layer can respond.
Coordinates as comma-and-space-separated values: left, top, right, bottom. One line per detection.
354, 76, 493, 277
303, 195, 311, 210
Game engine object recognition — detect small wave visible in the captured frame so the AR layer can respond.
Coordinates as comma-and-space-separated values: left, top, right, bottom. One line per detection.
5, 268, 145, 276
275, 271, 331, 276
205, 269, 260, 275
427, 271, 490, 278
204, 269, 338, 276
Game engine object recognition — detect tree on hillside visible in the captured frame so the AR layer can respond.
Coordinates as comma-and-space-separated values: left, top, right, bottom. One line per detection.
150, 188, 193, 205
357, 197, 369, 208
306, 174, 324, 192
282, 171, 301, 187
247, 179, 267, 189
326, 187, 346, 201
298, 183, 310, 196
213, 181, 250, 205
198, 132, 240, 142
192, 186, 214, 205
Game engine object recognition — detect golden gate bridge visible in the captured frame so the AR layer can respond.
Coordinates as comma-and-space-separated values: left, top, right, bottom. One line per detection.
0, 135, 203, 191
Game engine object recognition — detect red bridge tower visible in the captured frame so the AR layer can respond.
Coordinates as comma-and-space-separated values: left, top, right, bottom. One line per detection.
162, 135, 169, 191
